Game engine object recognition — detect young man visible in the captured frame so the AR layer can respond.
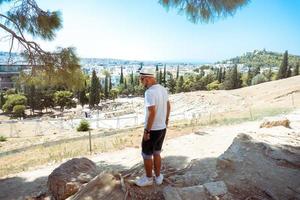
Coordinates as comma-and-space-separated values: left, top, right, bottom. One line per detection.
135, 67, 171, 187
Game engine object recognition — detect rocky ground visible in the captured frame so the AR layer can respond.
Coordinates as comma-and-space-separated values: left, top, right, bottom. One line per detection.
0, 109, 299, 200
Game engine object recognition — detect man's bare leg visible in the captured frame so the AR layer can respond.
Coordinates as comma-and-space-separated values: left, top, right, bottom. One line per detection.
144, 158, 153, 177
153, 154, 161, 177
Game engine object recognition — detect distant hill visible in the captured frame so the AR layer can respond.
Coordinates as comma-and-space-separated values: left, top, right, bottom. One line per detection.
216, 49, 300, 68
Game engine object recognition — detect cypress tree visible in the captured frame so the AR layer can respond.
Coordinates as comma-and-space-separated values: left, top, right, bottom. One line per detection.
222, 68, 226, 82
223, 65, 241, 90
232, 64, 238, 88
0, 92, 5, 109
79, 81, 88, 108
109, 76, 112, 91
124, 78, 127, 89
159, 69, 163, 84
130, 71, 134, 85
293, 63, 299, 76
286, 65, 292, 78
156, 65, 159, 80
176, 65, 179, 79
175, 76, 184, 93
277, 50, 288, 80
167, 75, 176, 94
217, 68, 222, 83
104, 74, 109, 99
120, 66, 124, 84
89, 70, 100, 107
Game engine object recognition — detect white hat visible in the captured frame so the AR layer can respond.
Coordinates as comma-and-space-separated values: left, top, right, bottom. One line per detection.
139, 67, 155, 77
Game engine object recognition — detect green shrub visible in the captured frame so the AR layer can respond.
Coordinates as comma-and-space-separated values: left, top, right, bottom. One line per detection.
0, 135, 7, 142
207, 80, 220, 90
5, 89, 16, 95
77, 120, 90, 131
251, 74, 267, 85
2, 94, 27, 113
54, 91, 76, 111
13, 105, 26, 118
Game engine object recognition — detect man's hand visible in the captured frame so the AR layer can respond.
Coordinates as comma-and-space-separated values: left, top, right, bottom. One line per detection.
143, 129, 150, 141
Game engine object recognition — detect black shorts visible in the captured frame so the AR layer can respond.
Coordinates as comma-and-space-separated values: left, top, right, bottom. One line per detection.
142, 129, 166, 159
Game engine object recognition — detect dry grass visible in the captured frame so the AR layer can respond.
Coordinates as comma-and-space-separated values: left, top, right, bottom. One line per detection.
0, 105, 295, 177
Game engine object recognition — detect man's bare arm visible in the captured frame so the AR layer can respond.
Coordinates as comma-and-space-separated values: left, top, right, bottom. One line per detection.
166, 101, 171, 126
143, 105, 156, 141
146, 105, 156, 131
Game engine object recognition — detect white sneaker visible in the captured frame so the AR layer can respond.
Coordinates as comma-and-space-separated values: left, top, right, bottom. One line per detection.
155, 174, 164, 185
135, 176, 153, 187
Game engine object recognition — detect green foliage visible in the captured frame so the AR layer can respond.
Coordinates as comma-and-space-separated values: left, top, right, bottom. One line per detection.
207, 80, 220, 90
41, 89, 55, 111
0, 135, 7, 142
251, 74, 267, 85
120, 66, 124, 84
219, 50, 300, 72
13, 105, 25, 118
77, 120, 90, 132
54, 91, 76, 111
130, 71, 134, 85
223, 65, 242, 90
18, 48, 85, 92
0, 92, 5, 109
2, 94, 27, 113
277, 50, 289, 80
175, 76, 184, 93
110, 88, 119, 101
293, 63, 299, 76
183, 75, 194, 92
6, 1, 62, 40
167, 75, 176, 94
159, 0, 249, 23
159, 69, 163, 84
104, 73, 109, 99
89, 70, 100, 107
262, 67, 273, 81
133, 84, 145, 96
79, 89, 88, 108
5, 89, 16, 95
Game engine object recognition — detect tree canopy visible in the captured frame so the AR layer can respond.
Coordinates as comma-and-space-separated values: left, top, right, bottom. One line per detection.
159, 0, 250, 23
0, 0, 62, 64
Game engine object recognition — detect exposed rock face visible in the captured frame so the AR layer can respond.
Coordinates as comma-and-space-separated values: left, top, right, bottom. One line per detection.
217, 133, 300, 200
203, 181, 228, 196
68, 172, 124, 200
163, 185, 209, 200
260, 117, 290, 128
47, 157, 98, 200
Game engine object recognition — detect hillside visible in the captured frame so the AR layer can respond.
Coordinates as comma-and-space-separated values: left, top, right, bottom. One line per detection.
217, 49, 300, 69
0, 76, 300, 199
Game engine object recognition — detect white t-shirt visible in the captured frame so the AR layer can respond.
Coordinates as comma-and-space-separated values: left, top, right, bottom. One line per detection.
144, 84, 169, 130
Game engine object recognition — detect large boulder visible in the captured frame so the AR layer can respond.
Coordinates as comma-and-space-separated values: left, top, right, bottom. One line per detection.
68, 172, 124, 200
48, 157, 98, 200
217, 133, 300, 200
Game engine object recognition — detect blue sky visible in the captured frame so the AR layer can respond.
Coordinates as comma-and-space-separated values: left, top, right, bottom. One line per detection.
2, 0, 300, 62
